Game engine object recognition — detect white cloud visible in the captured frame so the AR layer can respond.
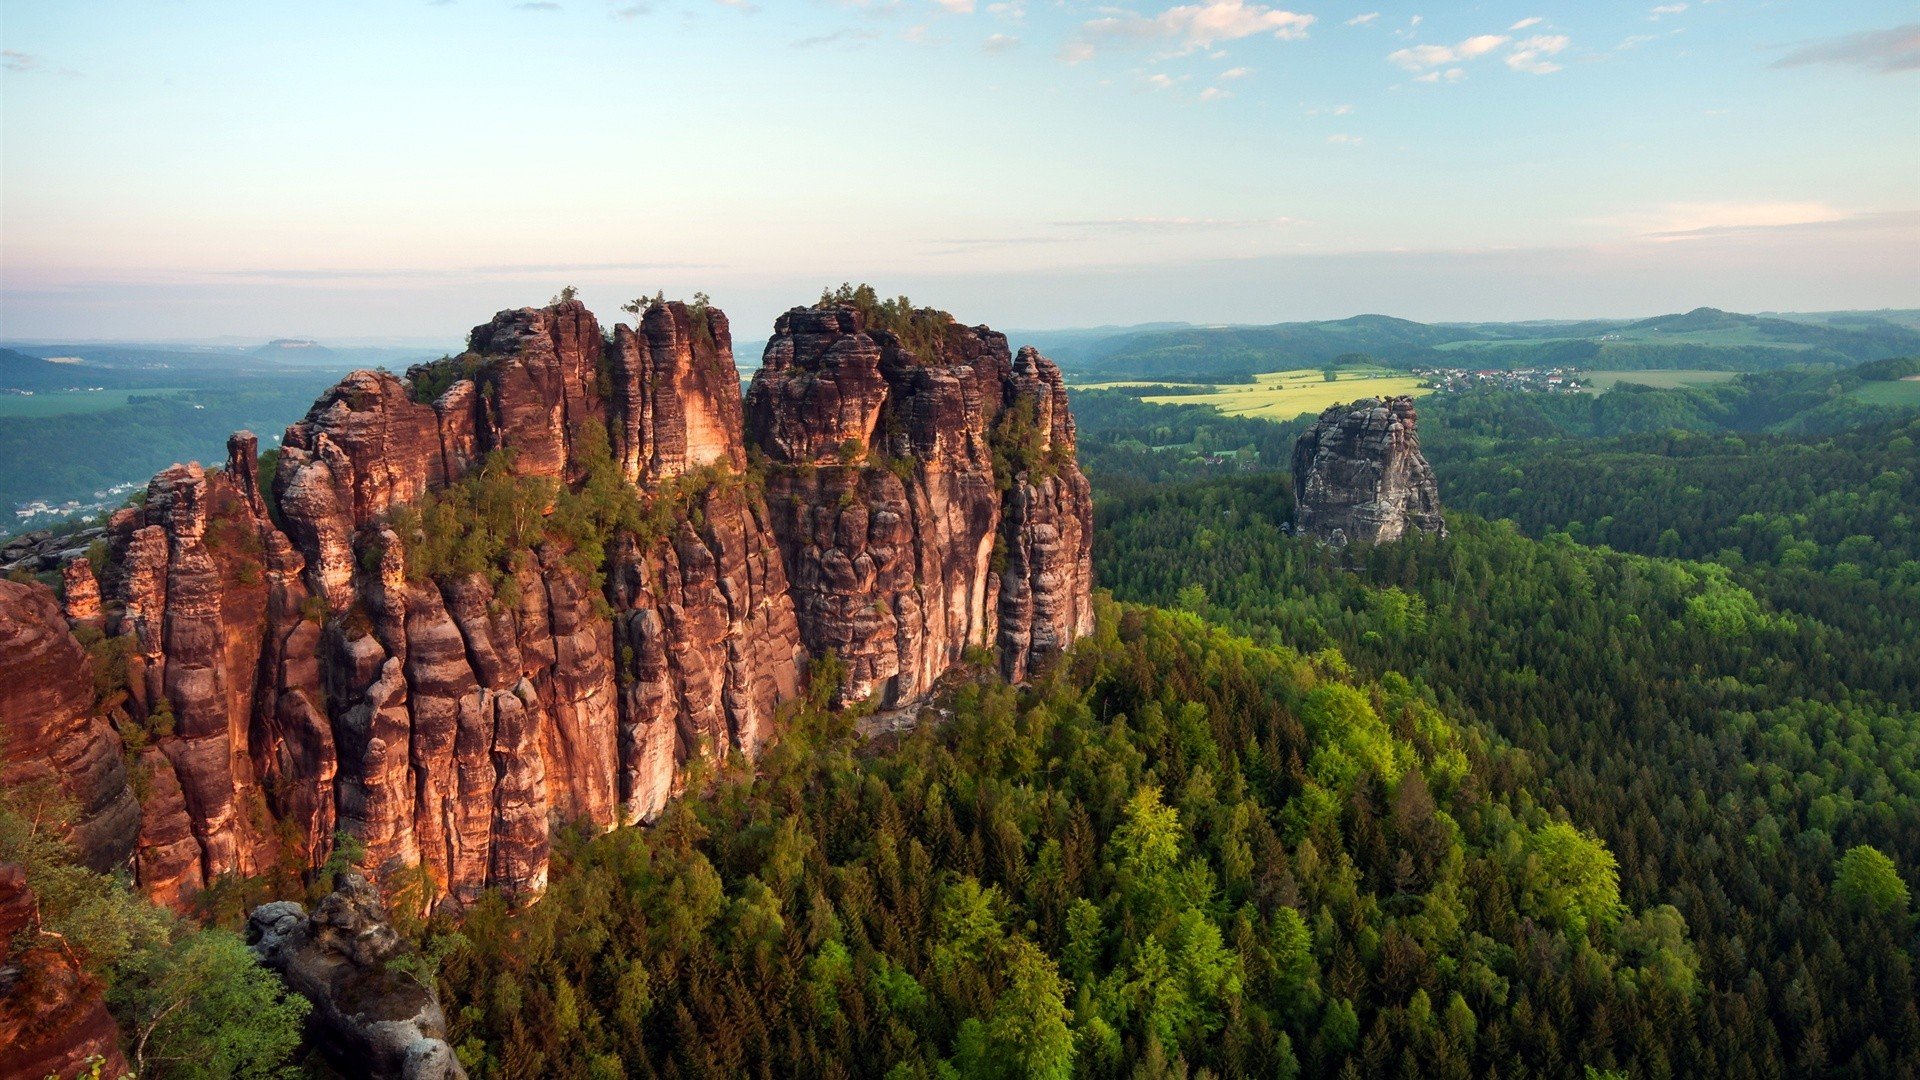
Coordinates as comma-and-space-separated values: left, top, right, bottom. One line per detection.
1201, 86, 1232, 99
1220, 65, 1251, 78
1506, 34, 1569, 73
933, 0, 974, 11
986, 1, 1024, 18
1510, 16, 1543, 30
1327, 133, 1363, 144
1077, 1, 1315, 55
1413, 67, 1464, 83
1390, 34, 1508, 70
1649, 3, 1686, 17
1057, 40, 1095, 64
982, 32, 1020, 52
1624, 201, 1850, 240
1346, 12, 1379, 26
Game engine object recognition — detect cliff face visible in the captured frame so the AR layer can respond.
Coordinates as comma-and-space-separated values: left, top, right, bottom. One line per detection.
1291, 396, 1446, 546
746, 306, 1094, 706
0, 296, 1092, 909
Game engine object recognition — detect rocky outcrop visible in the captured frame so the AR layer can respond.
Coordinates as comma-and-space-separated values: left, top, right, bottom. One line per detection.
0, 580, 137, 874
1291, 395, 1445, 546
248, 873, 465, 1080
0, 295, 1093, 909
747, 306, 1094, 706
0, 862, 132, 1080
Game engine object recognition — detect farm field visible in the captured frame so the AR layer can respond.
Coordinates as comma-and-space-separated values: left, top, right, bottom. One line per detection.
1581, 369, 1739, 393
1134, 367, 1428, 420
0, 387, 187, 418
1848, 378, 1920, 406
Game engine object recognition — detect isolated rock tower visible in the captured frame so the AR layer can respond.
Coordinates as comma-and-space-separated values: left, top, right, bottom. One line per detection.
1292, 395, 1446, 545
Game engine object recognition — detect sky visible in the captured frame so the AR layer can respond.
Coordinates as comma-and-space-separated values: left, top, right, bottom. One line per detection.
1, 0, 1916, 342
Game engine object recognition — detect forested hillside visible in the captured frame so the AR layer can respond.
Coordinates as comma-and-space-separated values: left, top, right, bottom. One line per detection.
1093, 412, 1919, 1075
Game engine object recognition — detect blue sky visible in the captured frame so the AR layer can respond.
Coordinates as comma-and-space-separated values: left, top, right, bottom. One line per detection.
2, 0, 1915, 341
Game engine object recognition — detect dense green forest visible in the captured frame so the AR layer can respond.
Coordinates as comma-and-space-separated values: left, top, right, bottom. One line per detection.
436, 605, 1704, 1079
1089, 418, 1919, 1075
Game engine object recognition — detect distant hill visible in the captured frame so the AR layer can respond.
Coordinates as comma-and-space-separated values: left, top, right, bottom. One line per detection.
252, 338, 339, 361
0, 347, 135, 390
1066, 307, 1920, 382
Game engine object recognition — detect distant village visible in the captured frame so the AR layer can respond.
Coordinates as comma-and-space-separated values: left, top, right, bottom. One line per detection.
1413, 367, 1588, 394
12, 481, 144, 524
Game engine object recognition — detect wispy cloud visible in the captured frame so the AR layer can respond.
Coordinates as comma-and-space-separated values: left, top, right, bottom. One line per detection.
1615, 201, 1854, 241
2, 50, 80, 76
1219, 66, 1250, 79
1053, 216, 1297, 231
1327, 133, 1363, 145
1393, 30, 1568, 76
1507, 34, 1569, 74
1510, 17, 1542, 31
981, 33, 1020, 53
1346, 12, 1379, 27
1390, 34, 1509, 71
1648, 3, 1686, 19
1056, 40, 1095, 65
794, 27, 880, 48
1773, 23, 1920, 74
933, 0, 974, 12
1200, 86, 1232, 100
1073, 1, 1315, 58
514, 1, 561, 10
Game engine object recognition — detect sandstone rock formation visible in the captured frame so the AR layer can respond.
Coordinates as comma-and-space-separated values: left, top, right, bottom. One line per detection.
248, 873, 465, 1080
0, 295, 1094, 910
0, 862, 132, 1080
0, 579, 138, 874
747, 304, 1094, 706
1291, 395, 1446, 546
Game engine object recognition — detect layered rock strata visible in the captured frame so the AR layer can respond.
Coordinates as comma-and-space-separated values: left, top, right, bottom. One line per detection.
1291, 395, 1446, 546
0, 296, 1093, 909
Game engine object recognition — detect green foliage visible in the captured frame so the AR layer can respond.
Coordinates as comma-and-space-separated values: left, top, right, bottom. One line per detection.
389, 424, 738, 601
0, 781, 303, 1078
1833, 845, 1910, 916
109, 927, 310, 1079
1096, 397, 1920, 1074
405, 353, 489, 405
1519, 821, 1623, 937
817, 282, 956, 362
430, 600, 1689, 1077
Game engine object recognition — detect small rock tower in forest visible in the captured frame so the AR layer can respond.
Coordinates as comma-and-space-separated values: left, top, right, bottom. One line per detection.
1291, 395, 1446, 545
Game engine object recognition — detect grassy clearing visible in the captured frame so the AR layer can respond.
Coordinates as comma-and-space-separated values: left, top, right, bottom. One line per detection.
1135, 368, 1429, 420
1848, 379, 1920, 406
1580, 370, 1739, 393
0, 388, 187, 418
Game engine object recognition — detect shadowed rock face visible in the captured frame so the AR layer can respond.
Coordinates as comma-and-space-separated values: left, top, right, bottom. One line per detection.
248, 873, 465, 1080
0, 580, 138, 874
1291, 396, 1446, 546
0, 297, 1093, 909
